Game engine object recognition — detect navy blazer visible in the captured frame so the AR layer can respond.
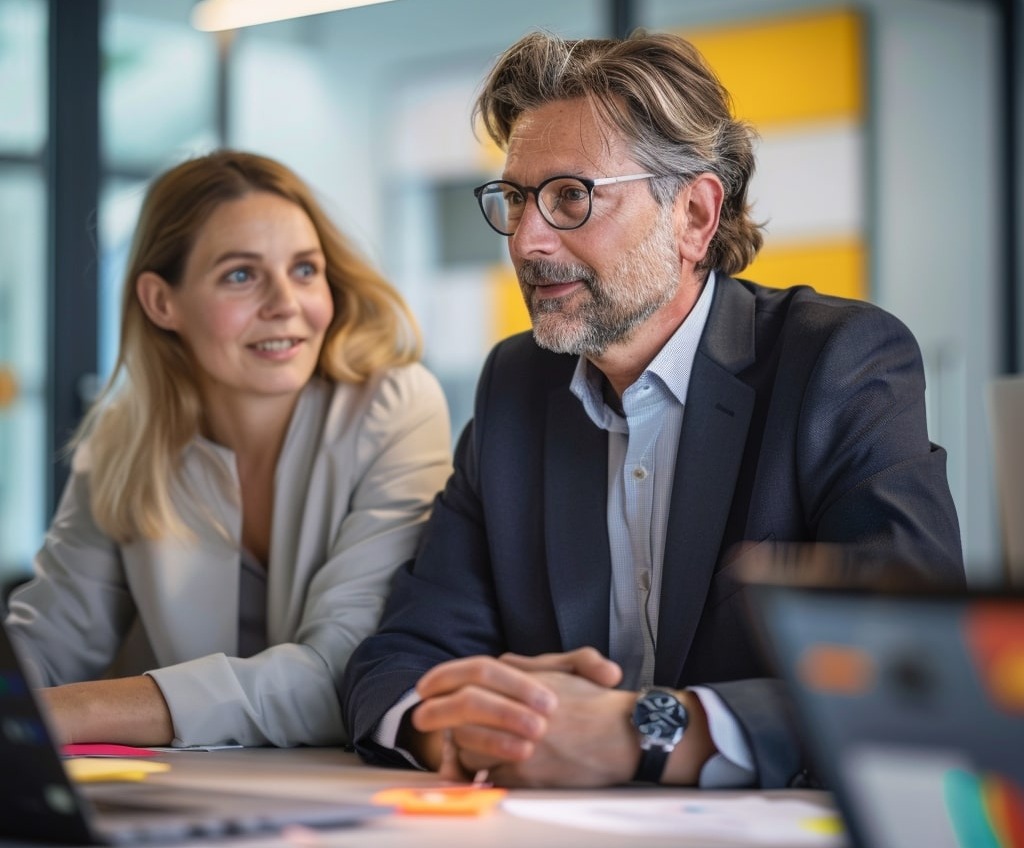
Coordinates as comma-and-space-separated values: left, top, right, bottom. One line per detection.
342, 277, 964, 787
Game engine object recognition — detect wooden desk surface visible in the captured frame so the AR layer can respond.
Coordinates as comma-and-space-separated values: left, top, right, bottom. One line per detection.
103, 747, 841, 848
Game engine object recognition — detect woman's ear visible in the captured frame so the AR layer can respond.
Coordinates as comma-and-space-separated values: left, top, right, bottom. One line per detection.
673, 172, 724, 266
136, 272, 179, 331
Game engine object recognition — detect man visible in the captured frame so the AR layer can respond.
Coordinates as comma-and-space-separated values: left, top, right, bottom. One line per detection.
341, 30, 963, 789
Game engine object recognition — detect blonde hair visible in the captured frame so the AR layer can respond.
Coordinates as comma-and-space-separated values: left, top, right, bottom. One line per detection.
473, 30, 764, 275
79, 150, 422, 542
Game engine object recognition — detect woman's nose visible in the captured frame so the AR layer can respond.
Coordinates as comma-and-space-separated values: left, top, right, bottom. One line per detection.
261, 272, 299, 317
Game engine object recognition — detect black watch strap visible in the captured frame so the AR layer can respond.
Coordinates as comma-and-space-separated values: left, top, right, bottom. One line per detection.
631, 688, 688, 784
633, 745, 672, 783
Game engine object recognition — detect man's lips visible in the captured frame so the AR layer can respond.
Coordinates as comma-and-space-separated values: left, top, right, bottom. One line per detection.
531, 279, 584, 299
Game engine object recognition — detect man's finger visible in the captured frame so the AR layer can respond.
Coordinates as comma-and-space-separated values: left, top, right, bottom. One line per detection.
417, 656, 557, 714
412, 684, 549, 741
499, 648, 622, 687
449, 723, 536, 765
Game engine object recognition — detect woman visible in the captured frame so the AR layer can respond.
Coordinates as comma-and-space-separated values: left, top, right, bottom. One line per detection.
5, 150, 452, 748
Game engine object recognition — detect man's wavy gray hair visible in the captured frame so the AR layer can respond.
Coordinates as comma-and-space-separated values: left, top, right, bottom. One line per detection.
473, 30, 764, 275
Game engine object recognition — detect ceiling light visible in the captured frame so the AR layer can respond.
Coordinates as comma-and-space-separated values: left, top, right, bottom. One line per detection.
191, 0, 398, 32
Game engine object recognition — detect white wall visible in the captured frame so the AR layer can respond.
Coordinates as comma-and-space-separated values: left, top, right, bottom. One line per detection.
872, 1, 1002, 581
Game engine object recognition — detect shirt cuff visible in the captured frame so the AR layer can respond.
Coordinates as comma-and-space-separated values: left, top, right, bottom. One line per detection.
373, 688, 427, 770
689, 685, 757, 788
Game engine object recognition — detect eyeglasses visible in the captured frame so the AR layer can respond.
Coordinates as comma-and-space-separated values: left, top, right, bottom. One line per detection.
473, 172, 659, 236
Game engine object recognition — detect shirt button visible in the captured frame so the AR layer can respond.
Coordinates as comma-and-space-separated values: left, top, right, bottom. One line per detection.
632, 466, 648, 480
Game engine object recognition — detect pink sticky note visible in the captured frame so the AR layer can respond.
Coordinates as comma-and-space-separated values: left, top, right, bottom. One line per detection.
63, 743, 159, 758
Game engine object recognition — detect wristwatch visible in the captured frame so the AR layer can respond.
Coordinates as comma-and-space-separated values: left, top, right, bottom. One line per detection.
631, 687, 689, 783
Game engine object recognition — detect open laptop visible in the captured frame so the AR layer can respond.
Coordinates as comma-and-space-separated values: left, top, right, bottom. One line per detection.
740, 545, 1024, 848
0, 620, 388, 845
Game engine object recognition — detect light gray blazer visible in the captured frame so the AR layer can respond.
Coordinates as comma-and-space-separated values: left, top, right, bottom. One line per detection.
6, 365, 452, 748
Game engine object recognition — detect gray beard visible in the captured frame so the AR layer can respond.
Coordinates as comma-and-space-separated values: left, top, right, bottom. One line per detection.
518, 213, 680, 356
529, 281, 664, 357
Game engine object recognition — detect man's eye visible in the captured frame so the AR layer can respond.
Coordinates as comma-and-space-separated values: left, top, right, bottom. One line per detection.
503, 190, 526, 207
558, 187, 589, 204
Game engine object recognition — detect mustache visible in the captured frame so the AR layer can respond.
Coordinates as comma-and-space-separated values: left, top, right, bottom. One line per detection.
518, 259, 596, 288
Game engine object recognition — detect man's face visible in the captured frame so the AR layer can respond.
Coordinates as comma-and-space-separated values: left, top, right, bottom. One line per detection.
503, 97, 683, 358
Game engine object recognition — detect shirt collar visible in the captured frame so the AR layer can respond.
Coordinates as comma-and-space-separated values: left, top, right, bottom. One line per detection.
570, 270, 717, 428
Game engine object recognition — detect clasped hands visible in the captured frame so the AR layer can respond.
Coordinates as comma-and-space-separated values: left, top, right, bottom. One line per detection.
406, 647, 652, 788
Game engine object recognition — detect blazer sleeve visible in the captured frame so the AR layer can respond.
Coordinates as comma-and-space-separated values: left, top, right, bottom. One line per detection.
149, 366, 453, 748
795, 304, 962, 572
5, 454, 136, 688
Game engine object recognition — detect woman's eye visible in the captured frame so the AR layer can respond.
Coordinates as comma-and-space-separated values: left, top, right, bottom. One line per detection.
294, 261, 317, 279
224, 268, 253, 284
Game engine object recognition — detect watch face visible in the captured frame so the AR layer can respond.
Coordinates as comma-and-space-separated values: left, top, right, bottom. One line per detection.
634, 690, 688, 748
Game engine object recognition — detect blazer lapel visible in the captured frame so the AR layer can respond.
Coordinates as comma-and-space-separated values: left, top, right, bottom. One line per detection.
655, 278, 756, 684
544, 386, 612, 655
265, 381, 328, 644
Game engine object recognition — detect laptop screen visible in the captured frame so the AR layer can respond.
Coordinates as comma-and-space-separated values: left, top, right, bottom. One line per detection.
748, 583, 1024, 848
0, 621, 97, 843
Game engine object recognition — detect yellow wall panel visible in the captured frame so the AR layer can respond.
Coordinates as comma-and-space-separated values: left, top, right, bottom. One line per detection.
489, 264, 532, 342
742, 237, 866, 301
475, 115, 506, 171
684, 8, 863, 130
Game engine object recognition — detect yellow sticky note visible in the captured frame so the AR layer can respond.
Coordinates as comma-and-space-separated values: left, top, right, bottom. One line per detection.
801, 814, 845, 835
65, 758, 171, 783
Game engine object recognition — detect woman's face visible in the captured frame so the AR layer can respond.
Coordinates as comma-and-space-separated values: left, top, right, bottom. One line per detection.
141, 191, 335, 409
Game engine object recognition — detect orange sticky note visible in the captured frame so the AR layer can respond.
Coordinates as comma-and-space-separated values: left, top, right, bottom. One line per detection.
372, 786, 507, 816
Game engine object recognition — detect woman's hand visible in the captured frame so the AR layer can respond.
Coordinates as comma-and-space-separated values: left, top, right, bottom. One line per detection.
39, 675, 174, 746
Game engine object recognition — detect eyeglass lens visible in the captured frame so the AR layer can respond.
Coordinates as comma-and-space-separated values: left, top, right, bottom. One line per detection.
478, 178, 592, 235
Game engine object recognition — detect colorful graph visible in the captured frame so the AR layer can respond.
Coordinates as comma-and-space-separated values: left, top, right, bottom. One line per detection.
944, 769, 1024, 848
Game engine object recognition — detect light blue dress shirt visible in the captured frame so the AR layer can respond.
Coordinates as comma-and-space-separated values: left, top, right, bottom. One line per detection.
569, 274, 714, 690
567, 272, 754, 786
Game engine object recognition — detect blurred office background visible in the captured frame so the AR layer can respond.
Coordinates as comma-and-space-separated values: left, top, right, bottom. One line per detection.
0, 0, 1020, 587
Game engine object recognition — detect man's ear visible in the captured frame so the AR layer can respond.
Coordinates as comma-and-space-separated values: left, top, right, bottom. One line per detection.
673, 173, 724, 266
136, 271, 179, 331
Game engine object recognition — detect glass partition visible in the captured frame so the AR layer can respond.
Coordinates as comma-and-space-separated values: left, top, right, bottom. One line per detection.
0, 0, 47, 586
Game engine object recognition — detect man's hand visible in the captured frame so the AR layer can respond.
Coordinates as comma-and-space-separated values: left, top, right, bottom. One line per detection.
410, 655, 558, 777
407, 648, 627, 785
407, 648, 716, 787
472, 674, 716, 788
462, 670, 639, 787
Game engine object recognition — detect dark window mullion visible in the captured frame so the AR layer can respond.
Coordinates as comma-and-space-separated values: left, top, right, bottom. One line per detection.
47, 0, 100, 514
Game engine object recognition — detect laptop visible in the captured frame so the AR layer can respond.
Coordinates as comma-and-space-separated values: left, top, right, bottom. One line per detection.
739, 545, 1024, 848
0, 621, 389, 845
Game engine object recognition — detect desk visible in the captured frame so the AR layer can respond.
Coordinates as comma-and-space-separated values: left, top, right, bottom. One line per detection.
43, 748, 842, 848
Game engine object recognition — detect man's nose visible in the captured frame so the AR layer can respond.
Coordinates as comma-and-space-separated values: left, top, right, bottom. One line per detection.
510, 197, 562, 256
